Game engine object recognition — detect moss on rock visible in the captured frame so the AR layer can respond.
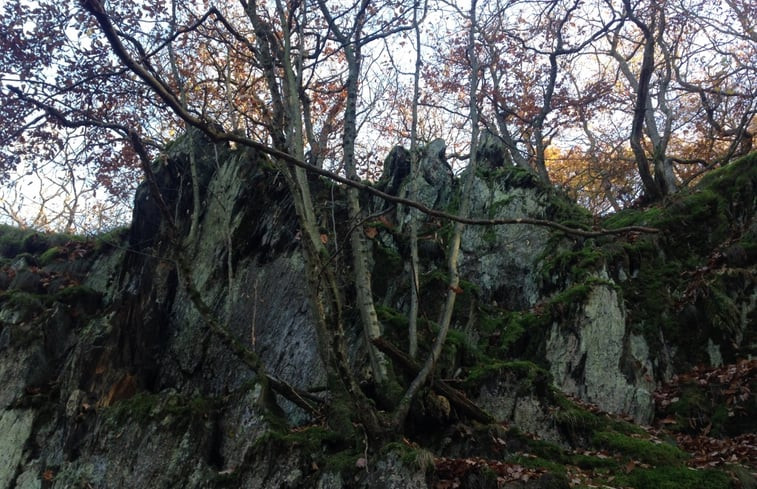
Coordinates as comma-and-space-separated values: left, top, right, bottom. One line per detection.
591, 431, 687, 466
614, 465, 731, 489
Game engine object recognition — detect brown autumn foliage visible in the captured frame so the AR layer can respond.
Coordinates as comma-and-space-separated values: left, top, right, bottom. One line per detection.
1, 0, 755, 227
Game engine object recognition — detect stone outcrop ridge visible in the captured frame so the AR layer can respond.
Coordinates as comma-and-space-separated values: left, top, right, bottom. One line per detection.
0, 133, 753, 488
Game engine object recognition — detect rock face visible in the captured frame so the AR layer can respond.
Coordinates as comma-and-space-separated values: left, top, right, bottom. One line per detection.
546, 279, 655, 422
458, 169, 551, 309
392, 138, 455, 230
0, 409, 35, 488
0, 133, 753, 488
458, 134, 553, 309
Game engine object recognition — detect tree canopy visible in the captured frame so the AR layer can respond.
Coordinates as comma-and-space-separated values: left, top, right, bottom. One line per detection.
0, 0, 755, 230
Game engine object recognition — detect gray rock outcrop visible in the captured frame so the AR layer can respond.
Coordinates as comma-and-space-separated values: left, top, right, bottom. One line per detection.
0, 134, 752, 488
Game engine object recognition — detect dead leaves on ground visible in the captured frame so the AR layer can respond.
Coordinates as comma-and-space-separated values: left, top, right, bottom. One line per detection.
433, 456, 545, 488
654, 359, 755, 414
654, 359, 755, 437
652, 359, 756, 470
676, 433, 757, 469
428, 360, 755, 488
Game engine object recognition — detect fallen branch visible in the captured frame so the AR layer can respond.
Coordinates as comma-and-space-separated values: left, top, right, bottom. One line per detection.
267, 375, 325, 416
373, 337, 495, 424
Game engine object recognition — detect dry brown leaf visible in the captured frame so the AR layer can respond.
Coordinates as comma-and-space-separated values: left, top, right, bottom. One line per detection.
378, 215, 394, 228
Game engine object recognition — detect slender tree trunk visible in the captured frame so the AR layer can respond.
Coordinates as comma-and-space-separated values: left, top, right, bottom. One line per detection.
272, 0, 389, 440
168, 0, 202, 242
394, 0, 480, 428
316, 0, 389, 384
407, 2, 424, 359
224, 45, 239, 133
624, 0, 663, 200
489, 68, 530, 170
278, 0, 321, 251
346, 60, 389, 384
532, 51, 557, 184
651, 14, 678, 196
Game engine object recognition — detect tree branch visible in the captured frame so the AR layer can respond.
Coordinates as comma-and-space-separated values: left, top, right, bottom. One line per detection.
373, 337, 494, 424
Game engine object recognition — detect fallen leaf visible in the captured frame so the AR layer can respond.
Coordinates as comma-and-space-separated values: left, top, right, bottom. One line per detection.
378, 215, 394, 228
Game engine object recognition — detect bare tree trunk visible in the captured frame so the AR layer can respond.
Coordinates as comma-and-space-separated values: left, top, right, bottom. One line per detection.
393, 0, 480, 428
317, 0, 389, 385
168, 0, 202, 242
248, 0, 387, 439
624, 0, 663, 201
277, 0, 322, 251
407, 1, 425, 359
649, 8, 678, 196
532, 50, 557, 184
488, 67, 531, 171
620, 0, 679, 200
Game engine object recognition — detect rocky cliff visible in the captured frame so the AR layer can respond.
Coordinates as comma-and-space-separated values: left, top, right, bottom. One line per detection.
0, 135, 754, 488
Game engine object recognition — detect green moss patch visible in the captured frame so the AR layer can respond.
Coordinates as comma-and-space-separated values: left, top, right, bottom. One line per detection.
104, 392, 220, 428
592, 431, 687, 466
542, 246, 605, 284
39, 246, 65, 266
466, 360, 552, 397
265, 425, 345, 453
552, 396, 606, 442
376, 305, 409, 332
93, 226, 129, 251
0, 289, 47, 310
613, 465, 731, 489
0, 226, 86, 260
259, 425, 363, 477
381, 442, 435, 472
0, 225, 33, 257
54, 285, 102, 308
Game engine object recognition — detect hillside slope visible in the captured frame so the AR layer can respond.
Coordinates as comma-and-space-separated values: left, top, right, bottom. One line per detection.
0, 140, 753, 488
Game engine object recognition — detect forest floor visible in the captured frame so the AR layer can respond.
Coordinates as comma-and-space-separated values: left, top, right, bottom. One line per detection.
430, 360, 756, 489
